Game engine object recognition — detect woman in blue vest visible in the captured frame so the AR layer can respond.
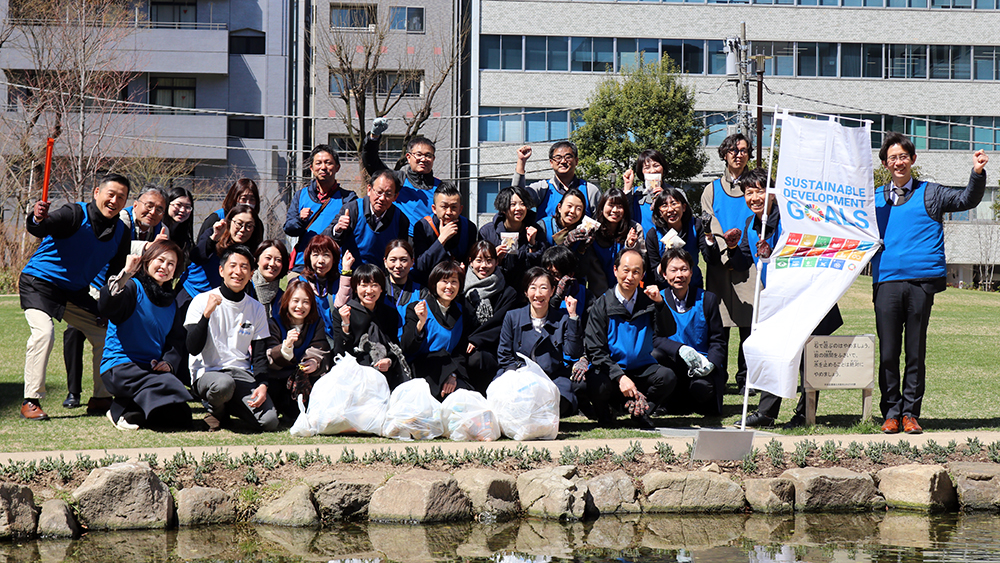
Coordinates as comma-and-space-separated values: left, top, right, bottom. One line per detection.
98, 239, 193, 431
332, 264, 408, 389
284, 144, 358, 272
402, 259, 474, 400
187, 204, 262, 296
623, 148, 669, 234
479, 186, 547, 287
382, 239, 423, 340
248, 239, 290, 317
291, 234, 341, 338
179, 179, 263, 305
163, 187, 195, 262
644, 187, 713, 290
264, 279, 331, 420
497, 267, 583, 417
581, 188, 644, 297
535, 188, 586, 247
464, 241, 521, 393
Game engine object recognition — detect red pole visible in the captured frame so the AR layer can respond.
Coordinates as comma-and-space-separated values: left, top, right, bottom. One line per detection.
41, 138, 54, 202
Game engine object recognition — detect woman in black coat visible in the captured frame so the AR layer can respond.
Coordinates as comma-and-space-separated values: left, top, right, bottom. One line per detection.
478, 185, 547, 287
463, 240, 521, 393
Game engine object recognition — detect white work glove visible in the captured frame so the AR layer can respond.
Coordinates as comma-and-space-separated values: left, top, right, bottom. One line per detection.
371, 117, 389, 138
679, 345, 714, 378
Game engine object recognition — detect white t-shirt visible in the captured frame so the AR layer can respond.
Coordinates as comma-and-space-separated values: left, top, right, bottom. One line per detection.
185, 288, 270, 381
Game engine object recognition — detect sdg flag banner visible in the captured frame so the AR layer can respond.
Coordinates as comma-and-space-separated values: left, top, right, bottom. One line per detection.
744, 113, 881, 399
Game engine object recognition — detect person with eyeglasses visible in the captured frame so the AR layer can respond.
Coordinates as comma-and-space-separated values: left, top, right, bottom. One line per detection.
325, 169, 410, 268
187, 204, 263, 297
163, 187, 195, 259
872, 133, 988, 435
284, 144, 357, 272
513, 141, 602, 222
700, 133, 757, 397
363, 118, 455, 237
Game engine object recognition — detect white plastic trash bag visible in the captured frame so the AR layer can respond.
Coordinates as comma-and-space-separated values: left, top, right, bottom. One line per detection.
487, 354, 560, 441
381, 378, 444, 441
290, 354, 390, 437
440, 389, 500, 442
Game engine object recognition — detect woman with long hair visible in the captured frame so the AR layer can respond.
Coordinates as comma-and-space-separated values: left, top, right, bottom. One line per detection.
581, 188, 644, 296
98, 240, 193, 430
290, 234, 341, 338
478, 185, 547, 286
248, 239, 290, 315
645, 187, 713, 289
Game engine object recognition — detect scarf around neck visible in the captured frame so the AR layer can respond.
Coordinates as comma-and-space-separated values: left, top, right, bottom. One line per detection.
464, 269, 505, 324
252, 269, 280, 307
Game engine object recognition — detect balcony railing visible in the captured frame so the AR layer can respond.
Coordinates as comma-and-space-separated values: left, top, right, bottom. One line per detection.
5, 18, 227, 31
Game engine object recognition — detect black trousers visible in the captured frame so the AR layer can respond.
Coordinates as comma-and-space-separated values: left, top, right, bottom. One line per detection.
874, 281, 935, 420
64, 326, 85, 395
724, 326, 752, 389
589, 363, 677, 424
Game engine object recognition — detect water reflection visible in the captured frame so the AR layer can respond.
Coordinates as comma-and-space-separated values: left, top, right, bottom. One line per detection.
5, 513, 1000, 562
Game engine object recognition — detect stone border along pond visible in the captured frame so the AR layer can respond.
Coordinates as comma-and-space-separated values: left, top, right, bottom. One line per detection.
3, 441, 1000, 540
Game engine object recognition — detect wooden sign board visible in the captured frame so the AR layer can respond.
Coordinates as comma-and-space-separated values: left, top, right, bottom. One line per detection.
802, 335, 876, 425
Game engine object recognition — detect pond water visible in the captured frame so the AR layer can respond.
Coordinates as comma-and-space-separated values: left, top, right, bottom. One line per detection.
5, 512, 1000, 562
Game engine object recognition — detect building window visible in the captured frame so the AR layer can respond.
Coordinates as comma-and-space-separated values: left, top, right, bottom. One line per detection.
663, 40, 705, 74
479, 107, 576, 143
751, 41, 794, 75
149, 76, 195, 114
329, 134, 406, 161
230, 34, 266, 55
376, 71, 423, 96
330, 4, 376, 28
389, 7, 424, 32
478, 180, 502, 214
616, 38, 660, 71
570, 37, 614, 72
150, 1, 196, 24
841, 43, 882, 78
889, 44, 927, 78
228, 117, 265, 139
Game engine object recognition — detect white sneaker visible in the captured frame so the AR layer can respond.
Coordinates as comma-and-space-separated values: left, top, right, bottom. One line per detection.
106, 409, 139, 431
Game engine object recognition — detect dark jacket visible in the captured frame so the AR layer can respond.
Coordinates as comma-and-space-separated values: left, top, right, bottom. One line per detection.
467, 285, 521, 353
644, 216, 718, 289
497, 305, 582, 380
402, 294, 473, 397
362, 135, 457, 193
412, 214, 479, 280
584, 287, 676, 381
264, 317, 331, 382
478, 211, 547, 287
331, 297, 406, 388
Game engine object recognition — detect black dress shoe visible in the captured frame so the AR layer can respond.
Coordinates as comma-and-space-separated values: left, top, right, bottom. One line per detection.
741, 411, 775, 428
782, 414, 806, 429
63, 393, 81, 409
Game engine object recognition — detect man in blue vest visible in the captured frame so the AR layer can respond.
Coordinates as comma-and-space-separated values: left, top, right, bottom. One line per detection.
513, 142, 602, 222
363, 118, 452, 237
284, 144, 358, 271
585, 248, 677, 429
701, 133, 755, 396
873, 133, 988, 435
62, 185, 169, 409
653, 248, 727, 417
20, 174, 132, 420
326, 169, 410, 267
412, 183, 478, 281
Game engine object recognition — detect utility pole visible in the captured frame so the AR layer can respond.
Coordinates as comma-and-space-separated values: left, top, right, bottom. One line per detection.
725, 23, 754, 147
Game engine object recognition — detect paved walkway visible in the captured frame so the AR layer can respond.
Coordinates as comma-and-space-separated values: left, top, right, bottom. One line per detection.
3, 427, 998, 465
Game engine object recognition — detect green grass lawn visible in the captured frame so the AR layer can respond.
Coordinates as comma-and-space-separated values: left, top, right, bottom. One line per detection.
1, 276, 998, 452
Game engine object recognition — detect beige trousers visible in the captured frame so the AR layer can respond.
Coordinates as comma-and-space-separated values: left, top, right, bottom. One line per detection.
23, 304, 110, 400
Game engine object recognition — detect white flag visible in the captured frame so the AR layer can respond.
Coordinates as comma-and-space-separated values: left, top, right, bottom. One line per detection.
744, 113, 880, 399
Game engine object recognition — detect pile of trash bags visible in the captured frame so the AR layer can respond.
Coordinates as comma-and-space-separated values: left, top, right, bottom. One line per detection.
290, 354, 560, 441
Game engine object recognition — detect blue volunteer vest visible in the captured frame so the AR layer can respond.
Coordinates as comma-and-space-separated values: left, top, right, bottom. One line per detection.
396, 178, 437, 236
712, 178, 755, 233
655, 220, 703, 288
607, 304, 656, 370
632, 196, 656, 235
23, 202, 125, 292
274, 316, 319, 361
420, 303, 463, 355
872, 182, 946, 283
664, 288, 709, 355
747, 214, 781, 287
593, 235, 628, 291
351, 200, 405, 265
386, 280, 422, 340
100, 281, 175, 373
292, 274, 336, 338
292, 184, 352, 269
180, 208, 224, 297
537, 179, 590, 221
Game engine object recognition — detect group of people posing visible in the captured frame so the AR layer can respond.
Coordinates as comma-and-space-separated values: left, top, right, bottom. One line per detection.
18, 116, 988, 434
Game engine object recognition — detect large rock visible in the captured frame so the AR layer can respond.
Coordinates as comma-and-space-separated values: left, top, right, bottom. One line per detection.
587, 471, 641, 514
0, 483, 38, 539
876, 464, 957, 512
745, 478, 795, 514
307, 471, 386, 522
176, 486, 235, 526
254, 484, 320, 527
947, 462, 1000, 511
516, 465, 594, 520
72, 462, 173, 530
453, 468, 519, 521
642, 471, 745, 513
779, 467, 884, 512
37, 499, 80, 538
368, 469, 472, 523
